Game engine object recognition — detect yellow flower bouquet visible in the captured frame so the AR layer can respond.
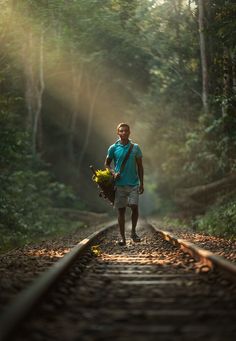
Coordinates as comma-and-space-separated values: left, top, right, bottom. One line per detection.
90, 166, 115, 205
93, 168, 113, 184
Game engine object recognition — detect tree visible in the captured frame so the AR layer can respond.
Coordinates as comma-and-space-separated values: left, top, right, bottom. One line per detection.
198, 0, 209, 113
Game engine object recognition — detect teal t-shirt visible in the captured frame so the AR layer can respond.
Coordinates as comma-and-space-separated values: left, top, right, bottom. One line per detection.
107, 140, 142, 186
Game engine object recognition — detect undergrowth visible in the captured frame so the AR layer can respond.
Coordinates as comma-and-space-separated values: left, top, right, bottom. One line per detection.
195, 196, 236, 238
0, 217, 85, 253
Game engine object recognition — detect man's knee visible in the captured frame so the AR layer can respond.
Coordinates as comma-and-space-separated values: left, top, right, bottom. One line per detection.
130, 204, 138, 213
118, 207, 126, 217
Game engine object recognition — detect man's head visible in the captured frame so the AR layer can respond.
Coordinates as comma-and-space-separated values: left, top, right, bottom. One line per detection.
117, 123, 130, 141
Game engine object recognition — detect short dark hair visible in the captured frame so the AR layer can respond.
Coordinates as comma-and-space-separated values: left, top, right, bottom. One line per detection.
116, 123, 130, 132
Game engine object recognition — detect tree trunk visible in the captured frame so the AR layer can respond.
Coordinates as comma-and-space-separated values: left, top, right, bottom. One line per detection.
77, 77, 101, 172
23, 29, 45, 156
24, 31, 34, 131
68, 62, 83, 163
232, 49, 236, 95
173, 173, 236, 211
173, 0, 184, 72
32, 30, 45, 155
222, 46, 231, 117
198, 0, 209, 113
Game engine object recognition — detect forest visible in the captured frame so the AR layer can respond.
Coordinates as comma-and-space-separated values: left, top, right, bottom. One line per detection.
1, 0, 236, 250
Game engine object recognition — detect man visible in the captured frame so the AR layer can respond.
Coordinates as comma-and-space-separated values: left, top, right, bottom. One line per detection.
105, 123, 144, 246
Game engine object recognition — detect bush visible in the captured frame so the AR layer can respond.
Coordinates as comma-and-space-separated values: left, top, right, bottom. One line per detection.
196, 196, 236, 238
0, 108, 85, 251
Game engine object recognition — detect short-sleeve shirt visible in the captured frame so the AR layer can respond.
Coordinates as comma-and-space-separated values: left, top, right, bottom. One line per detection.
107, 140, 142, 186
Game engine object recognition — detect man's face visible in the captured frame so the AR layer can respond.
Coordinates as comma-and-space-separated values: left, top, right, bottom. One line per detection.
118, 126, 130, 140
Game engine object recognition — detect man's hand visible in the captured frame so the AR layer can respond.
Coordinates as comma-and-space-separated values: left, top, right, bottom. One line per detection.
138, 184, 144, 194
114, 172, 121, 180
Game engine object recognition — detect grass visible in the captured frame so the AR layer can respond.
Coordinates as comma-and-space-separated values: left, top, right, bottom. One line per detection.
0, 219, 85, 253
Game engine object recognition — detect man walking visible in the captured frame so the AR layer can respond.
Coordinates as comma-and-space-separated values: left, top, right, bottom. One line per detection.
105, 123, 144, 246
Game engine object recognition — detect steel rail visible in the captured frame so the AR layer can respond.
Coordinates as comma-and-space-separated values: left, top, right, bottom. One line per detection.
0, 220, 117, 341
148, 222, 236, 282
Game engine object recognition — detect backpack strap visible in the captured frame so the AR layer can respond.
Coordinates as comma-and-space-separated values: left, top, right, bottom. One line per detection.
119, 143, 134, 174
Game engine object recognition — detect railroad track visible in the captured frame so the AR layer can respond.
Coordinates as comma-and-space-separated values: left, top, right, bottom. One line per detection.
0, 219, 235, 341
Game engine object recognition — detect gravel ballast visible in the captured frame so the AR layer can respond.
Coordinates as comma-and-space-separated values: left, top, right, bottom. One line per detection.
0, 217, 235, 315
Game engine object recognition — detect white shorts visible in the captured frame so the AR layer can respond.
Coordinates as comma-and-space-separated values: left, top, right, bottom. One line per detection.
114, 185, 139, 209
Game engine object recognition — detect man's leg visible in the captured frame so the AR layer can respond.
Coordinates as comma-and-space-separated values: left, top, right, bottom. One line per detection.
118, 207, 126, 245
130, 204, 141, 242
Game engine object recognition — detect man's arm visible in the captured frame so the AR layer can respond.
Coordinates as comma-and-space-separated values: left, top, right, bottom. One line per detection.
104, 157, 114, 174
136, 157, 144, 194
105, 156, 120, 180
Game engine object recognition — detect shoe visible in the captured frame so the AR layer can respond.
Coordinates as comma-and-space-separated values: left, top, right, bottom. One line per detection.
118, 240, 126, 246
131, 234, 141, 242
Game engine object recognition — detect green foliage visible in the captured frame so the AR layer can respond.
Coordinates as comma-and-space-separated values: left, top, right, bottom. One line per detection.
196, 196, 236, 238
1, 0, 236, 243
182, 109, 236, 187
48, 181, 84, 209
0, 106, 84, 251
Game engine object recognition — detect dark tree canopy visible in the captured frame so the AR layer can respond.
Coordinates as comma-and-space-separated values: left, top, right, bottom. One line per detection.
1, 0, 236, 244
